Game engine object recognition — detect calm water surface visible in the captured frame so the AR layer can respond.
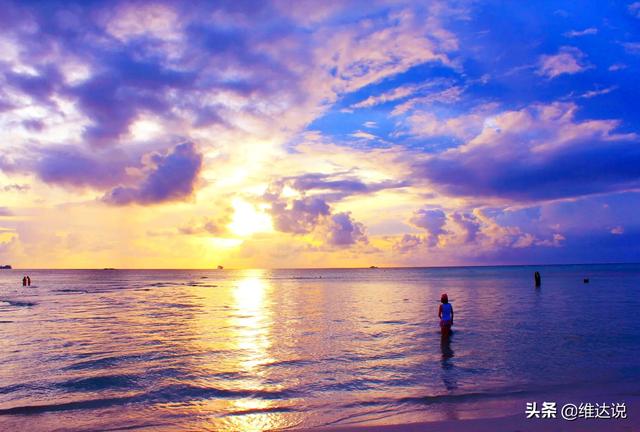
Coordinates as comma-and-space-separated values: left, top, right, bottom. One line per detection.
0, 265, 639, 430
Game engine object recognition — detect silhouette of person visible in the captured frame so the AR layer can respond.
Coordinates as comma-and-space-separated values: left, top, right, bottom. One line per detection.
27, 276, 31, 286
534, 271, 541, 287
22, 276, 27, 287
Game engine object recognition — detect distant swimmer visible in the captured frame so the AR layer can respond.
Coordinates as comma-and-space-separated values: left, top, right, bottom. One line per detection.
27, 276, 31, 286
22, 276, 27, 287
534, 271, 541, 287
439, 293, 454, 338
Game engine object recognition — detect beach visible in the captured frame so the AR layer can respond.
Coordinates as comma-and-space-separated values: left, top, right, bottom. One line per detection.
0, 265, 638, 431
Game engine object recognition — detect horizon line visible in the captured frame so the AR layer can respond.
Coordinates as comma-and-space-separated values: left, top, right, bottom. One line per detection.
3, 261, 639, 271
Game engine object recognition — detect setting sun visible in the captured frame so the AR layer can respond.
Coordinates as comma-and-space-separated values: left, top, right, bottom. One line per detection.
228, 199, 273, 237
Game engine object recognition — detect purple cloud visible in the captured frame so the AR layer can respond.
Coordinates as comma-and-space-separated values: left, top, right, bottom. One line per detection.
265, 180, 369, 247
279, 172, 408, 202
450, 212, 481, 243
179, 217, 229, 236
270, 196, 331, 234
5, 65, 63, 103
393, 234, 423, 254
36, 146, 132, 188
413, 103, 640, 201
326, 212, 367, 246
103, 142, 202, 205
410, 208, 447, 246
2, 184, 30, 192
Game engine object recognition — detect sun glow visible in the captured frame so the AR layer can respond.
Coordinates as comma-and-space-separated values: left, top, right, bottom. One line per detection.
228, 199, 273, 237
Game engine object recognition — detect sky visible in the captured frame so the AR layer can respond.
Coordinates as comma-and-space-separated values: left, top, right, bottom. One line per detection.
0, 0, 639, 268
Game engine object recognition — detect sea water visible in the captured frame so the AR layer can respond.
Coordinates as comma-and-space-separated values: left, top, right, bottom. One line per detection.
0, 265, 639, 430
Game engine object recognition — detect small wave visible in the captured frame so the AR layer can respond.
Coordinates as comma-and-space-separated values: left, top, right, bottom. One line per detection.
64, 354, 146, 371
398, 389, 531, 406
147, 282, 181, 288
261, 358, 317, 368
58, 374, 139, 392
54, 289, 88, 294
0, 383, 32, 395
0, 396, 135, 416
223, 406, 296, 417
321, 379, 387, 392
0, 384, 300, 416
145, 383, 300, 402
334, 388, 532, 412
0, 300, 36, 307
185, 282, 219, 288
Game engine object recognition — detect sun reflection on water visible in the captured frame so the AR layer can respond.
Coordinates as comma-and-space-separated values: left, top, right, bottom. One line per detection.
222, 270, 293, 431
232, 270, 274, 371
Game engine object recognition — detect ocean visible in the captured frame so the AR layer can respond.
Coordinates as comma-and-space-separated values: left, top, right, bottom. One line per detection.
0, 265, 638, 430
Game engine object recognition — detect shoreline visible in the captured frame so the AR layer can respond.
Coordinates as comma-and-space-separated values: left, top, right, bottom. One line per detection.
299, 412, 637, 432
296, 388, 640, 432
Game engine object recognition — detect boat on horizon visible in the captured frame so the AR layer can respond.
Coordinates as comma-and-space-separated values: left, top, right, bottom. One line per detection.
0, 265, 12, 269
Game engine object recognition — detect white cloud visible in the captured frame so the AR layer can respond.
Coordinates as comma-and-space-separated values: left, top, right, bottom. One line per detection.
623, 42, 640, 54
580, 86, 617, 99
609, 63, 627, 71
350, 131, 377, 140
391, 86, 463, 115
563, 27, 598, 37
538, 47, 590, 79
405, 103, 497, 140
351, 82, 438, 109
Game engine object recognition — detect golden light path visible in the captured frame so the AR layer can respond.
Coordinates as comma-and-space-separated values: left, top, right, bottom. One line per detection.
226, 271, 277, 431
187, 270, 294, 431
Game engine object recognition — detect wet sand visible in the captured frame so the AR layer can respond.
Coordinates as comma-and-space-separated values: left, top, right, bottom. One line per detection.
304, 416, 635, 432
301, 394, 639, 432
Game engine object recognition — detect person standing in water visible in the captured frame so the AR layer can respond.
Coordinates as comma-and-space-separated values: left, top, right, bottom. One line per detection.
22, 276, 27, 287
27, 276, 31, 286
439, 293, 454, 337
